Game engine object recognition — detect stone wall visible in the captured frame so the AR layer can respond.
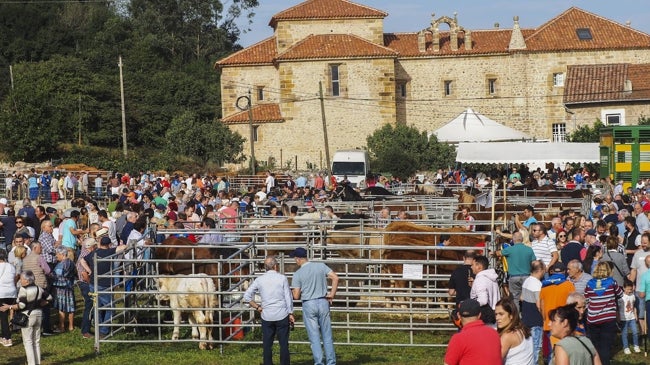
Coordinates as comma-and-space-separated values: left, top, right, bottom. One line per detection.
220, 65, 279, 117
275, 19, 385, 53
229, 57, 396, 170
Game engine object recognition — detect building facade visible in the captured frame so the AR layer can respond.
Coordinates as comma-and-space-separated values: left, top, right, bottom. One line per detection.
215, 0, 650, 170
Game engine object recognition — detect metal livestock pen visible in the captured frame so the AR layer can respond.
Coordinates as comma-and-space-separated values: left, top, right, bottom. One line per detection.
89, 226, 490, 354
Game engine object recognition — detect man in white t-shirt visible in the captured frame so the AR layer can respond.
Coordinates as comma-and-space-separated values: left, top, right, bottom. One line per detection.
531, 223, 558, 270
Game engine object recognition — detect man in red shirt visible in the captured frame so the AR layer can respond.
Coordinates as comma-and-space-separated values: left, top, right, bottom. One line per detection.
444, 299, 502, 365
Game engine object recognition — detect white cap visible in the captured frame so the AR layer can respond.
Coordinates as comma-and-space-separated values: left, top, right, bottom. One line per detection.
255, 191, 267, 200
0, 198, 7, 205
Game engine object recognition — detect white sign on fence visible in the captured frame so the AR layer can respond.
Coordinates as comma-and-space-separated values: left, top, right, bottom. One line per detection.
402, 264, 423, 280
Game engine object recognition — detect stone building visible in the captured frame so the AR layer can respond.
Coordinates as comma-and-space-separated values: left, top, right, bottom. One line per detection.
215, 0, 650, 170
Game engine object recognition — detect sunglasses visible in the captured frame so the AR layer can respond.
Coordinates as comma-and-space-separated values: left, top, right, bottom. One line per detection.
16, 221, 24, 224
558, 235, 566, 238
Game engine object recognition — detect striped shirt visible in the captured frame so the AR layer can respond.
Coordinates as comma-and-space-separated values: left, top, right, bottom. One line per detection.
532, 235, 557, 266
584, 277, 623, 324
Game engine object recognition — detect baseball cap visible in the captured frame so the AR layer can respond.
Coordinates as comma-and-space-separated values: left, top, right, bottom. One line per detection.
95, 228, 109, 238
288, 247, 308, 258
585, 229, 597, 236
458, 299, 481, 317
100, 237, 112, 246
550, 262, 566, 273
0, 198, 7, 205
84, 238, 98, 249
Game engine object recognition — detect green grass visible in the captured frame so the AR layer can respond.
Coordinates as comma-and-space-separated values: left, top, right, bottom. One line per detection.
3, 290, 649, 364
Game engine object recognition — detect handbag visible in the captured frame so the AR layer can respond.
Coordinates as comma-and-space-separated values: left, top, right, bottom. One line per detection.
11, 310, 31, 328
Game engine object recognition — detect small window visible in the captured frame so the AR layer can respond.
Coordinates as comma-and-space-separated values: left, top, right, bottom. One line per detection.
256, 87, 264, 101
330, 65, 340, 97
397, 82, 407, 98
552, 123, 566, 142
553, 73, 565, 87
606, 114, 621, 126
253, 125, 259, 142
576, 28, 592, 40
488, 79, 497, 95
444, 80, 452, 96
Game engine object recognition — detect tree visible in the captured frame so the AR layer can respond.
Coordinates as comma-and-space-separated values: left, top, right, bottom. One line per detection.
568, 120, 603, 142
366, 123, 456, 179
164, 111, 245, 165
638, 115, 650, 125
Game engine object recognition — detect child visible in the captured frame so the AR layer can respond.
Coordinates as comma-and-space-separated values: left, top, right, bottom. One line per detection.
621, 281, 641, 354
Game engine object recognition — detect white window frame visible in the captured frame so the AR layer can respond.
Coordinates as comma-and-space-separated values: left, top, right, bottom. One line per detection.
601, 108, 625, 126
330, 64, 340, 97
552, 123, 567, 142
553, 73, 565, 87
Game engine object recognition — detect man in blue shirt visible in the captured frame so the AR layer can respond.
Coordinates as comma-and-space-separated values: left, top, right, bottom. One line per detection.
515, 205, 538, 231
291, 247, 338, 365
244, 256, 294, 365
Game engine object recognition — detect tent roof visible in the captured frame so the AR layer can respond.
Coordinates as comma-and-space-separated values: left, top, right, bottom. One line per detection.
432, 108, 530, 143
456, 142, 600, 164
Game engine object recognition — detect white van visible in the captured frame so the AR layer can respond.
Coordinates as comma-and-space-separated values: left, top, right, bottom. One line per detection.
331, 149, 369, 187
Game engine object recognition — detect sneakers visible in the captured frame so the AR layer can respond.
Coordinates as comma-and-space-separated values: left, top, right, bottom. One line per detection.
1, 338, 12, 347
633, 346, 641, 353
623, 347, 631, 355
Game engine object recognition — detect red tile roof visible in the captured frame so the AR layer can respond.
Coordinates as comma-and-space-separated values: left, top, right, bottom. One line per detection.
215, 37, 276, 68
277, 34, 397, 61
269, 0, 387, 28
220, 104, 285, 125
524, 7, 650, 52
564, 64, 650, 104
384, 29, 531, 57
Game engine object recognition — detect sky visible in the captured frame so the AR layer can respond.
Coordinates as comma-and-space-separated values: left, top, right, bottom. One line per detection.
237, 0, 650, 47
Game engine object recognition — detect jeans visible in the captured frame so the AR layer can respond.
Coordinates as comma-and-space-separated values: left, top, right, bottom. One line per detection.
302, 298, 336, 365
95, 187, 102, 199
261, 315, 290, 365
508, 275, 528, 311
586, 321, 618, 365
530, 326, 542, 365
90, 284, 112, 335
621, 319, 639, 348
0, 297, 12, 340
21, 309, 42, 365
79, 282, 93, 334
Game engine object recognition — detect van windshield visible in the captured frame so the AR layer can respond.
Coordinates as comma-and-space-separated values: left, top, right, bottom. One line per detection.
332, 162, 365, 176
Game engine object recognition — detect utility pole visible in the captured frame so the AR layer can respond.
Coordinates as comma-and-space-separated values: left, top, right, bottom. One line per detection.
319, 81, 331, 175
236, 93, 256, 175
118, 56, 127, 158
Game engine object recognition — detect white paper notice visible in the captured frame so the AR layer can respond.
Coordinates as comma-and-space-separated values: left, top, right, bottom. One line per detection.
402, 264, 423, 280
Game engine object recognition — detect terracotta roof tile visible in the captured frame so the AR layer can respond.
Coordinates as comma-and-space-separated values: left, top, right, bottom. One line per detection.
270, 0, 387, 28
384, 29, 526, 57
627, 64, 650, 100
215, 37, 276, 68
525, 7, 650, 52
220, 104, 285, 125
564, 64, 650, 104
277, 34, 397, 61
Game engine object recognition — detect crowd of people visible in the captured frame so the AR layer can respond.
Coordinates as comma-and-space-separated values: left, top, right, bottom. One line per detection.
445, 180, 650, 365
1, 165, 650, 364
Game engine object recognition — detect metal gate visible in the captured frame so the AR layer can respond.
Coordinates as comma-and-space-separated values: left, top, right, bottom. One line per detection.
90, 226, 489, 353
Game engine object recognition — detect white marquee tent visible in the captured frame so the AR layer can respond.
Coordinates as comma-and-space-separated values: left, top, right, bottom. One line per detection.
456, 142, 600, 165
431, 108, 531, 143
